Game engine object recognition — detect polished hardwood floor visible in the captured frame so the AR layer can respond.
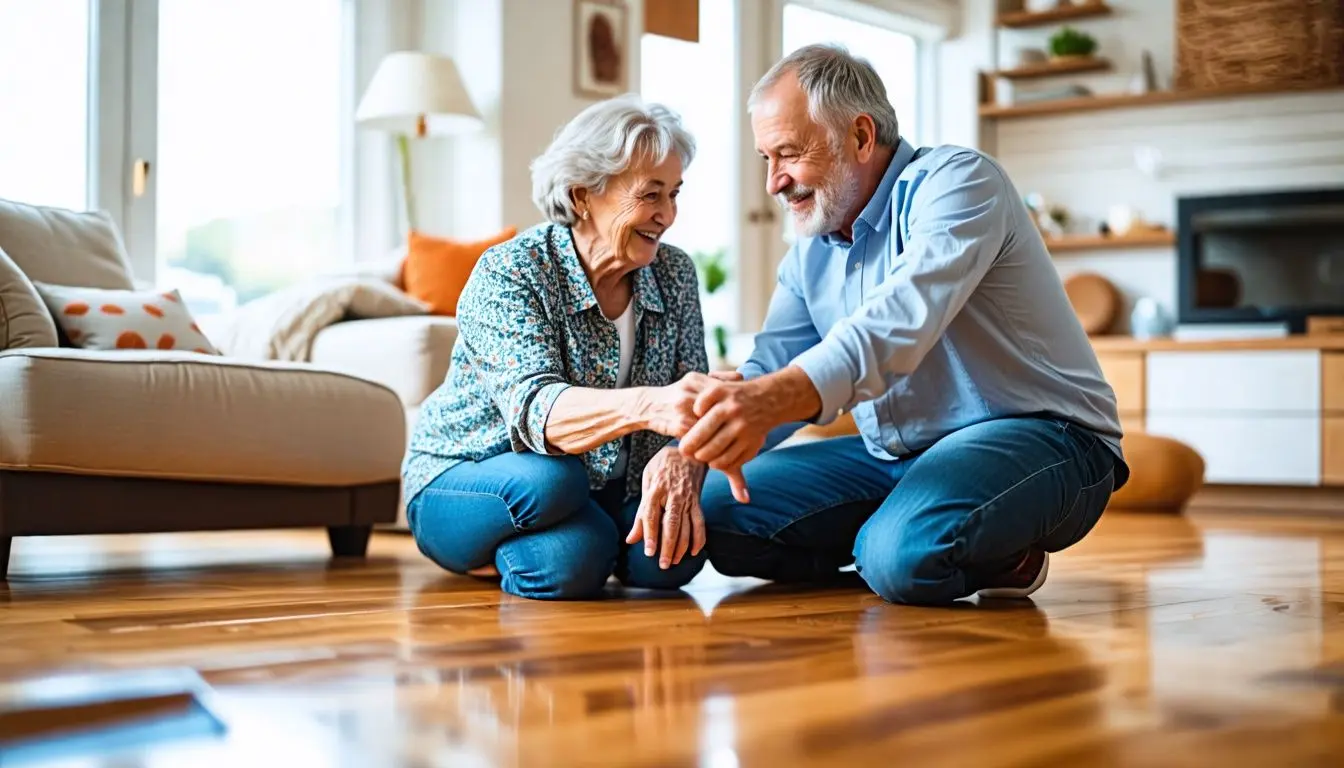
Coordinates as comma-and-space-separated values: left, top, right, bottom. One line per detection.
3, 509, 1344, 766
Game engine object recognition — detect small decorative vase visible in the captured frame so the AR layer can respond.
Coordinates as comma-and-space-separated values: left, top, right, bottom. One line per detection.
1130, 297, 1173, 339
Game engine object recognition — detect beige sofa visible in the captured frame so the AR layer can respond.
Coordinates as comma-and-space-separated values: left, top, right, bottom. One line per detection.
0, 199, 407, 577
306, 255, 458, 529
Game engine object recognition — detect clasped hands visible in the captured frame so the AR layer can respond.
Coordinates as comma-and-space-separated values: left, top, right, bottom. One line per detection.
627, 368, 818, 569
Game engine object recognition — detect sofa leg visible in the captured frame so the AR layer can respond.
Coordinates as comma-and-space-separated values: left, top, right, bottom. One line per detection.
1, 537, 10, 581
328, 525, 372, 558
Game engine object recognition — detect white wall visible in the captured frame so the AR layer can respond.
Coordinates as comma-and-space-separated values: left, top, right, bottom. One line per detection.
412, 0, 644, 240
941, 0, 1344, 330
353, 0, 420, 259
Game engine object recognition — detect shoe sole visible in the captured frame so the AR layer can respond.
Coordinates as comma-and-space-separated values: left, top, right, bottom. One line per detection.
977, 551, 1049, 599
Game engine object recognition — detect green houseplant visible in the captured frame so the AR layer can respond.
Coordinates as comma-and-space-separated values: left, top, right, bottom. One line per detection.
1048, 26, 1098, 60
692, 249, 731, 367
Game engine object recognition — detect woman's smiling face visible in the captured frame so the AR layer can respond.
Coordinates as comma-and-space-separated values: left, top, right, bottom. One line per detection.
579, 152, 683, 268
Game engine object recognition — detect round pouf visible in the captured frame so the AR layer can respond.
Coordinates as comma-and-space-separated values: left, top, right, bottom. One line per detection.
1108, 432, 1206, 513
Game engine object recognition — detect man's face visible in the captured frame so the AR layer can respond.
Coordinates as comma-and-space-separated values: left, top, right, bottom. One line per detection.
750, 72, 861, 238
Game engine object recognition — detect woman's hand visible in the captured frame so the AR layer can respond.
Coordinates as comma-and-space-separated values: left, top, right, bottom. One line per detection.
626, 446, 707, 569
636, 373, 716, 438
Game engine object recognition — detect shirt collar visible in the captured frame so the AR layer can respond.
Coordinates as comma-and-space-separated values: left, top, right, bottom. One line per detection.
555, 224, 665, 316
820, 137, 916, 246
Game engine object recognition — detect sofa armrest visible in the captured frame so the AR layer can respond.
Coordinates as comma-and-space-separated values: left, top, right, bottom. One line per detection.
310, 316, 457, 409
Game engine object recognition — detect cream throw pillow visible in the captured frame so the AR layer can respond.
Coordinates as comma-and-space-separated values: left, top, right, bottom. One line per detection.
0, 245, 59, 349
0, 198, 135, 289
33, 283, 219, 354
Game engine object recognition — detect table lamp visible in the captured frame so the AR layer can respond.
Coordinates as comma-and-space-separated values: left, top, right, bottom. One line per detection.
355, 51, 483, 232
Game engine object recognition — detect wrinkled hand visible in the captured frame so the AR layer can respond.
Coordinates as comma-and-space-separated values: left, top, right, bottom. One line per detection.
626, 446, 707, 569
639, 373, 717, 439
678, 367, 822, 504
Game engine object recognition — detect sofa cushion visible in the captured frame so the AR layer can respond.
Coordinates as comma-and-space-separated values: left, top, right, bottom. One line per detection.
310, 315, 458, 408
0, 245, 59, 350
0, 348, 405, 485
0, 198, 135, 289
402, 228, 516, 316
32, 283, 219, 353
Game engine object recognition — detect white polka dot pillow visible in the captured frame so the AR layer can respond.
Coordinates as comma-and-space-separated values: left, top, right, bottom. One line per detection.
32, 283, 219, 354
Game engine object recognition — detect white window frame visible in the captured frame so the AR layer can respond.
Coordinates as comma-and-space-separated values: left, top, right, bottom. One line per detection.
91, 0, 361, 286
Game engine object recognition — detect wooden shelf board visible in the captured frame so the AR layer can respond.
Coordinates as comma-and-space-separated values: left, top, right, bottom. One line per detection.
1091, 335, 1344, 353
1045, 231, 1175, 253
997, 2, 1113, 28
981, 81, 1344, 119
995, 57, 1111, 80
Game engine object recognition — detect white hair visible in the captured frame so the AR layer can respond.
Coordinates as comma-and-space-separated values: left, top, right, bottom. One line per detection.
749, 43, 900, 149
530, 95, 696, 226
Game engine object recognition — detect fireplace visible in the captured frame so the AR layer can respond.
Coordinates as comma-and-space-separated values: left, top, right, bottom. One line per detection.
1177, 187, 1344, 334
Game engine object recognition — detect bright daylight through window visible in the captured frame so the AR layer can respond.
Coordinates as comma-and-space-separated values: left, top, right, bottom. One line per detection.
0, 0, 91, 212
155, 0, 346, 318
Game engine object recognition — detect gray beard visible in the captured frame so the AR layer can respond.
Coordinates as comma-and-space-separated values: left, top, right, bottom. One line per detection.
779, 162, 862, 238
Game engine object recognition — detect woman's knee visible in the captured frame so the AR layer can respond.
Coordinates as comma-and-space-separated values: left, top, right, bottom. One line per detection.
506, 455, 591, 532
499, 541, 618, 601
495, 506, 619, 600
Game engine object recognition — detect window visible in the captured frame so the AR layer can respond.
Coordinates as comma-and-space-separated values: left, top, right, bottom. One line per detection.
153, 0, 349, 316
781, 3, 920, 145
0, 0, 91, 211
640, 0, 739, 340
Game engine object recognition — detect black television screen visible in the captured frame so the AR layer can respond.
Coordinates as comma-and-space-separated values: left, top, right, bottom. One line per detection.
1178, 188, 1344, 333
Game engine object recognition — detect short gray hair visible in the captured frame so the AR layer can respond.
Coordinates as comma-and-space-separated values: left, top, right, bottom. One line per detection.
749, 44, 900, 149
531, 95, 696, 226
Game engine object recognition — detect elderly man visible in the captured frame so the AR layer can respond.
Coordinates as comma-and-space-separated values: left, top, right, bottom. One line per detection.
679, 44, 1128, 605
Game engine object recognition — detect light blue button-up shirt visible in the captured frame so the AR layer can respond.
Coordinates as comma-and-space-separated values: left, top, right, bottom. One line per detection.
742, 139, 1126, 473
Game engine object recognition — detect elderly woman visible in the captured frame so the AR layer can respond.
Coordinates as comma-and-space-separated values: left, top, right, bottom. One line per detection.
401, 96, 715, 600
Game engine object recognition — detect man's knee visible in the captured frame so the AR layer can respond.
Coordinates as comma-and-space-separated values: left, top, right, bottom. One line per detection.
854, 516, 958, 606
699, 470, 739, 528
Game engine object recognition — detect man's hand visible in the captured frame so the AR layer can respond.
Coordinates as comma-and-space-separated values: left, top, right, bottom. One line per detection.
626, 446, 708, 569
678, 366, 822, 503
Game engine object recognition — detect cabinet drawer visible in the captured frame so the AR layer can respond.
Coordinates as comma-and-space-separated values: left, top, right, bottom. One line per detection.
1147, 351, 1320, 413
1097, 352, 1144, 415
1146, 414, 1320, 485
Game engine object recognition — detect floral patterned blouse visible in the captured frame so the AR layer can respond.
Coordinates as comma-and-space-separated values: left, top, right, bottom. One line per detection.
401, 222, 708, 504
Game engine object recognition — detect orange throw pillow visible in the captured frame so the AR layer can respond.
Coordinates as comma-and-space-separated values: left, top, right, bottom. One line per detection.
402, 228, 516, 316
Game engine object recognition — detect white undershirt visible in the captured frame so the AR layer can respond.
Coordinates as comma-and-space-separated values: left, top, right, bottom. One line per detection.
610, 298, 635, 478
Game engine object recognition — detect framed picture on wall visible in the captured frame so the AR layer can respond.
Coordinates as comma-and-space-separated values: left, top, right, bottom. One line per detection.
574, 0, 628, 98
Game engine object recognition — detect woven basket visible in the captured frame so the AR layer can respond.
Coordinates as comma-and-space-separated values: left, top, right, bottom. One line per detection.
1176, 0, 1343, 89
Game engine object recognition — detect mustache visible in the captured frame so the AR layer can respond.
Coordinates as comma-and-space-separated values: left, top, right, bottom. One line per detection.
775, 183, 816, 207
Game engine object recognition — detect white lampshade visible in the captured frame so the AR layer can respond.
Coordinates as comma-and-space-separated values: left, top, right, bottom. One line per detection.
355, 51, 483, 136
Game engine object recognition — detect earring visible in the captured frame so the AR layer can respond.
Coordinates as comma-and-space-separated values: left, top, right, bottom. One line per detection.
581, 209, 590, 221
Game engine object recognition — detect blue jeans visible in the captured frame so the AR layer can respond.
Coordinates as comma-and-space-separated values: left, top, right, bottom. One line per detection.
700, 415, 1125, 606
406, 453, 708, 600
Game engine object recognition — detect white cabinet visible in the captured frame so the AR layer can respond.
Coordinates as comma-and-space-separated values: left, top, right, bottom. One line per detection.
1143, 414, 1321, 485
1145, 350, 1322, 486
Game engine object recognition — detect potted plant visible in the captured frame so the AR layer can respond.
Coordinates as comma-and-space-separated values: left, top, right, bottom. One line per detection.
1048, 26, 1098, 62
692, 249, 732, 370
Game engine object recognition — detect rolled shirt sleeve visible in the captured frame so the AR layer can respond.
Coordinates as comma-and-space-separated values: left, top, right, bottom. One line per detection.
455, 256, 571, 456
791, 152, 1011, 425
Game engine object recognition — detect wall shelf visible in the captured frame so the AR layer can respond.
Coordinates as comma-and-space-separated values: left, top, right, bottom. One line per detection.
981, 81, 1344, 119
1045, 231, 1176, 253
995, 56, 1111, 80
997, 2, 1113, 29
